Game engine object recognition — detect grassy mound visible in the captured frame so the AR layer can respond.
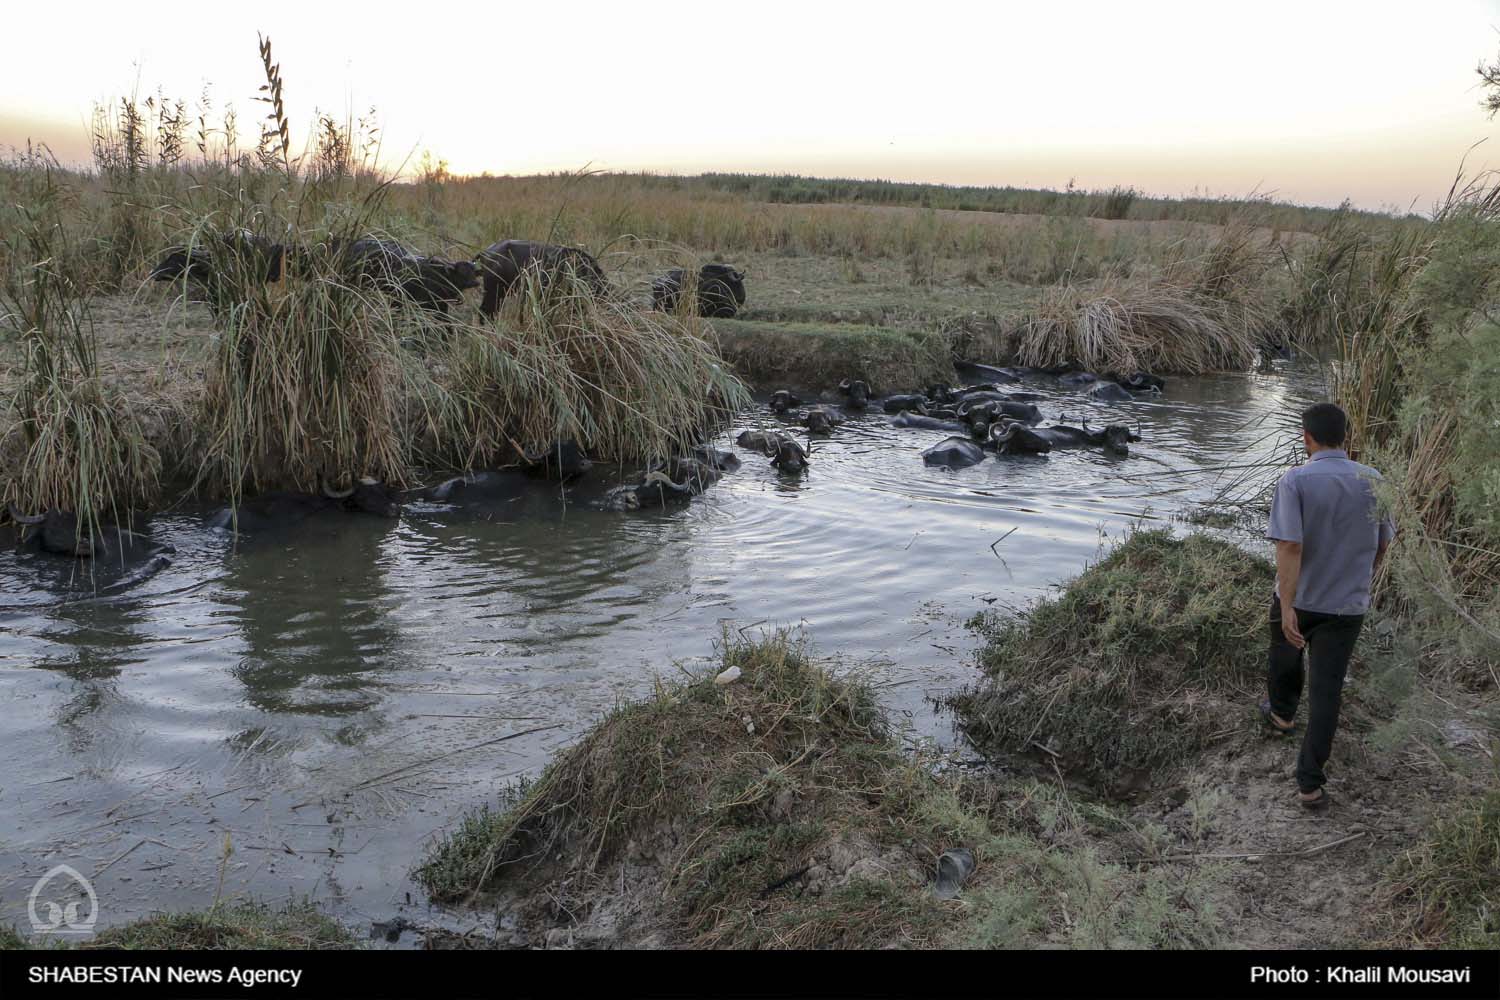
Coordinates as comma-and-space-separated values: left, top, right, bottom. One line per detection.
416, 632, 1224, 948
0, 902, 354, 950
415, 632, 943, 947
950, 530, 1272, 784
1376, 788, 1500, 948
710, 318, 954, 394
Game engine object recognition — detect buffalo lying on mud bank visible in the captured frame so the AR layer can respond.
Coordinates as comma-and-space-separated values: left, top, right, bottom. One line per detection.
475, 240, 608, 317
150, 230, 288, 286
336, 238, 480, 314
152, 232, 480, 313
651, 264, 747, 318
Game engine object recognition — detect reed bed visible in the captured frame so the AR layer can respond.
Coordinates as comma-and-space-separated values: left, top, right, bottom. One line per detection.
0, 171, 160, 536
1007, 278, 1262, 375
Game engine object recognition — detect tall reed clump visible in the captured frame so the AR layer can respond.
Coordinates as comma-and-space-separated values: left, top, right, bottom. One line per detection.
1006, 277, 1261, 375
87, 92, 194, 289
422, 271, 750, 470
193, 233, 411, 498
1280, 204, 1433, 446
964, 217, 1279, 375
1324, 173, 1500, 678
0, 170, 160, 535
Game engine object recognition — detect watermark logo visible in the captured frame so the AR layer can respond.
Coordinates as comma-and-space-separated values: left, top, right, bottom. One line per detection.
28, 864, 97, 936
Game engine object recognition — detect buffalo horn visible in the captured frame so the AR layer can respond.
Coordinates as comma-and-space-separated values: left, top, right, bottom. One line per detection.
6, 503, 47, 525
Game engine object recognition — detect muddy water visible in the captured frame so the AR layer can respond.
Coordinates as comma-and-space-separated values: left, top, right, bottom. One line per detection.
0, 365, 1323, 940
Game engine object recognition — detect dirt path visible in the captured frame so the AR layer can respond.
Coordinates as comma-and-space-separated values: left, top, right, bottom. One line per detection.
1140, 722, 1474, 949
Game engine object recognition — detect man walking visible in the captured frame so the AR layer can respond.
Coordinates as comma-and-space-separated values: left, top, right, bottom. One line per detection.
1260, 403, 1394, 810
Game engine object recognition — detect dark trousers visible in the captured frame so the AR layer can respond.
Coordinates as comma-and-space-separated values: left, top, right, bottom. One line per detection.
1267, 594, 1364, 793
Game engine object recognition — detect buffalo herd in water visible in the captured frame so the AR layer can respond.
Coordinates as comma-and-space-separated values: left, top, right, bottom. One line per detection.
4, 233, 1161, 579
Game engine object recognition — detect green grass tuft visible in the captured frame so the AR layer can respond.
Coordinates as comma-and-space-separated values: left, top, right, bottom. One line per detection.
950, 530, 1272, 781
1376, 788, 1500, 948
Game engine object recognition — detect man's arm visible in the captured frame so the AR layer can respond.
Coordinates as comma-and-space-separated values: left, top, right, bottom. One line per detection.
1374, 538, 1390, 574
1276, 540, 1305, 649
1267, 472, 1305, 648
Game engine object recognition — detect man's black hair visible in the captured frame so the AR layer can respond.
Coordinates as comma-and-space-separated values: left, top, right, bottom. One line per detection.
1302, 402, 1348, 448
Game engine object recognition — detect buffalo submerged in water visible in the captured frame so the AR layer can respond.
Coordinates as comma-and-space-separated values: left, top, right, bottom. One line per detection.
208, 479, 402, 535
991, 421, 1141, 456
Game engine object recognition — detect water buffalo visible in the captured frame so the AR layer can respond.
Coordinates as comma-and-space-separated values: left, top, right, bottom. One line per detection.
768, 389, 802, 415
4, 506, 154, 560
991, 422, 1140, 456
954, 361, 1022, 383
208, 479, 401, 534
736, 429, 780, 451
332, 238, 480, 314
922, 437, 987, 469
690, 445, 742, 472
802, 406, 844, 435
770, 436, 809, 474
1112, 372, 1167, 393
475, 240, 608, 317
4, 507, 175, 596
651, 264, 747, 318
1056, 371, 1099, 386
925, 384, 961, 406
838, 379, 870, 410
958, 398, 1043, 425
422, 470, 527, 503
604, 456, 723, 511
893, 412, 969, 433
522, 441, 592, 481
882, 394, 929, 414
151, 230, 287, 286
735, 429, 808, 474
1086, 381, 1134, 402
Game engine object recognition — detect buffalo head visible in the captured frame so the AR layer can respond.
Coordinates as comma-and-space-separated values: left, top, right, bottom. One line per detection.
441, 259, 481, 292
838, 378, 870, 410
770, 437, 809, 474
1099, 424, 1140, 456
323, 477, 402, 517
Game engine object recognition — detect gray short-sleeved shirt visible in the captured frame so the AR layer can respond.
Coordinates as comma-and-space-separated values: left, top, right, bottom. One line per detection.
1267, 448, 1394, 615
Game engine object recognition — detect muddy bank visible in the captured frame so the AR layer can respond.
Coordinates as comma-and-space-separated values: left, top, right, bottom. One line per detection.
711, 318, 955, 396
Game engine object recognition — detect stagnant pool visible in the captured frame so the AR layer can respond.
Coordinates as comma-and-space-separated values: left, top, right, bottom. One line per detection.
0, 364, 1322, 939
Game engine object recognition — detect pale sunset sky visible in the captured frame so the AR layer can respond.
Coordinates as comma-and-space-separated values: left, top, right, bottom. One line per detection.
4, 0, 1500, 212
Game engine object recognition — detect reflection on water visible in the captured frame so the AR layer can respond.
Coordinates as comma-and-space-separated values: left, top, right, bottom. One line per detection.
0, 366, 1323, 936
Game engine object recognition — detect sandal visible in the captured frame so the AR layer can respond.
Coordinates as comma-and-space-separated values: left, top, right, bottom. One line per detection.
1299, 788, 1331, 811
1259, 699, 1297, 735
